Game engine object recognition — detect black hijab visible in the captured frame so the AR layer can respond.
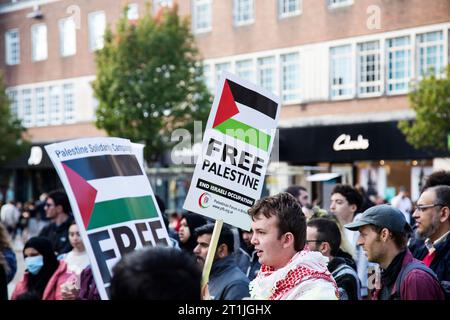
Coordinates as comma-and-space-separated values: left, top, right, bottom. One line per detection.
21, 237, 59, 299
179, 212, 207, 253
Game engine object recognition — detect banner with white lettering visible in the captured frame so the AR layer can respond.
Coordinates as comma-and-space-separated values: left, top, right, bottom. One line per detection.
45, 137, 170, 299
183, 72, 281, 230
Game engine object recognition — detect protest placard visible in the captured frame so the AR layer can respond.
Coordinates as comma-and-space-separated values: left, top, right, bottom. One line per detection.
183, 72, 281, 231
45, 137, 170, 299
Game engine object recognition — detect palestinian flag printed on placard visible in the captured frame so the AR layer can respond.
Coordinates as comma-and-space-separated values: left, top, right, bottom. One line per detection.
61, 154, 158, 230
213, 79, 278, 152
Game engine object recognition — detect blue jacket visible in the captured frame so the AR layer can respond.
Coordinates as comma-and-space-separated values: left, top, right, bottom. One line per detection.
209, 255, 250, 300
3, 247, 17, 283
235, 247, 260, 281
411, 232, 450, 285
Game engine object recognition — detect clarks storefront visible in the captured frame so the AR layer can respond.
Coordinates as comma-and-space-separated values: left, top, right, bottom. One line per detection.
279, 121, 449, 203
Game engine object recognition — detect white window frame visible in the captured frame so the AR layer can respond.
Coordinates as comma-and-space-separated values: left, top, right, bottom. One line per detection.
192, 0, 212, 34
278, 0, 301, 19
214, 62, 232, 89
202, 64, 214, 92
233, 0, 254, 26
6, 90, 19, 118
63, 83, 76, 123
357, 40, 383, 98
35, 87, 47, 126
22, 89, 34, 127
5, 29, 20, 65
31, 23, 48, 61
386, 36, 412, 95
330, 44, 354, 100
127, 3, 139, 20
49, 85, 62, 125
416, 31, 445, 78
328, 0, 353, 9
235, 59, 255, 83
88, 11, 106, 51
257, 56, 277, 94
59, 17, 76, 57
280, 52, 301, 104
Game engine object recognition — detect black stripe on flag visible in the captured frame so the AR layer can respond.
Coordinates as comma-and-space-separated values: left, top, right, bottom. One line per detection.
62, 154, 142, 180
227, 79, 278, 119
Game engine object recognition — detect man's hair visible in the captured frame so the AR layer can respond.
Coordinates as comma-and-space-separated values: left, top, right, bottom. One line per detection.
195, 224, 234, 253
110, 246, 201, 300
285, 186, 307, 199
331, 184, 363, 212
307, 218, 341, 256
248, 192, 306, 251
47, 190, 71, 214
430, 185, 450, 222
370, 225, 408, 249
422, 170, 450, 192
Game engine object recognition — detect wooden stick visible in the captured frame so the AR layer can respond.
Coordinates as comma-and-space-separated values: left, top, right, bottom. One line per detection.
201, 219, 223, 290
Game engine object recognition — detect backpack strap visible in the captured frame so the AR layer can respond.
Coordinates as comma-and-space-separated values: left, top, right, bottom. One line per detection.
394, 261, 440, 299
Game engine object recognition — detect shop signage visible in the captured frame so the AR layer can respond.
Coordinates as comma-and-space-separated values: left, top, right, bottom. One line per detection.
333, 134, 369, 151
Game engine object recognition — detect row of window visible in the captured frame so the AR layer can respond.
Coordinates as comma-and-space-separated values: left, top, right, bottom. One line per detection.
4, 4, 140, 65
7, 84, 76, 127
203, 30, 446, 103
193, 0, 352, 33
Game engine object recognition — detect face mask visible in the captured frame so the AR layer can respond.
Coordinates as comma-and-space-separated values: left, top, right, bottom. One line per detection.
25, 255, 44, 275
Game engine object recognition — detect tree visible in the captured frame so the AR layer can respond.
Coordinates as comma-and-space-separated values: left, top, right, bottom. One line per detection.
398, 65, 450, 151
93, 4, 212, 162
0, 72, 28, 166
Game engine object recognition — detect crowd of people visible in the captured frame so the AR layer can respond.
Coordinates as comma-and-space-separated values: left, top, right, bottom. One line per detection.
0, 170, 449, 300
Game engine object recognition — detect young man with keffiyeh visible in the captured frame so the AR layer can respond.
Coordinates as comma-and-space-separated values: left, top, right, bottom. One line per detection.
248, 192, 339, 300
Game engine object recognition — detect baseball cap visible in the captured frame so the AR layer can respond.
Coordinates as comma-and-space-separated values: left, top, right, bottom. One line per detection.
344, 204, 412, 233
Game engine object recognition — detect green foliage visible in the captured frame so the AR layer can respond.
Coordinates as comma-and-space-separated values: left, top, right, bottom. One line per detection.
399, 65, 450, 151
93, 5, 212, 162
0, 72, 28, 166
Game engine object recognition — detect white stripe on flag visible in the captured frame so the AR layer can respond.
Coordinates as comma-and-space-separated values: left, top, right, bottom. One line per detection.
89, 175, 152, 203
234, 102, 277, 131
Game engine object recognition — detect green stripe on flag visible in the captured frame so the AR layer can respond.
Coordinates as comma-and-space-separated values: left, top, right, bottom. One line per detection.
214, 118, 271, 152
87, 196, 158, 230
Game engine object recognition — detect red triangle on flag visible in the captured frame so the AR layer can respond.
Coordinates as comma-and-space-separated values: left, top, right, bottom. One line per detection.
213, 80, 240, 128
62, 163, 97, 229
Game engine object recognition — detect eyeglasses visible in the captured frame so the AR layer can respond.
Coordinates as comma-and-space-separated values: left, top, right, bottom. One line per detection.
44, 203, 55, 208
415, 203, 445, 212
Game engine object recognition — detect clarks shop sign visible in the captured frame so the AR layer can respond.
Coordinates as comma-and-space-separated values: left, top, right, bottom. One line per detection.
333, 134, 369, 151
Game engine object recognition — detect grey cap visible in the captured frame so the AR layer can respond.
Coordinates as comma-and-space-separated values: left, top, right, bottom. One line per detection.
344, 204, 412, 233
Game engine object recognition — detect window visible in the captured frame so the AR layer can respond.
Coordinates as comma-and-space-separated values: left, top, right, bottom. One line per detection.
63, 83, 75, 123
235, 59, 254, 82
31, 24, 47, 61
35, 87, 47, 126
193, 0, 211, 33
387, 36, 411, 94
281, 52, 301, 103
215, 62, 231, 88
49, 86, 62, 125
279, 0, 301, 18
7, 90, 18, 118
234, 0, 254, 26
257, 56, 276, 93
202, 64, 214, 92
417, 31, 444, 77
22, 89, 33, 127
59, 17, 76, 57
5, 29, 20, 65
328, 0, 353, 8
88, 11, 106, 51
330, 45, 353, 99
357, 41, 381, 96
127, 3, 139, 20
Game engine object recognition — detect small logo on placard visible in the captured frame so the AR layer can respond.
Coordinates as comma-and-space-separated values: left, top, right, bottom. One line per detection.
198, 192, 212, 208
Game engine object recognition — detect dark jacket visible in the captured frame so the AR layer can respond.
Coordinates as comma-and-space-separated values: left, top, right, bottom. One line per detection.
78, 266, 100, 300
3, 247, 17, 283
209, 255, 250, 300
373, 249, 444, 300
410, 232, 450, 286
235, 246, 260, 281
328, 257, 361, 300
39, 215, 74, 256
0, 262, 7, 300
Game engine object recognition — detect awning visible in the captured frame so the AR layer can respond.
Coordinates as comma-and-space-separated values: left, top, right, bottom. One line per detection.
306, 172, 341, 182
